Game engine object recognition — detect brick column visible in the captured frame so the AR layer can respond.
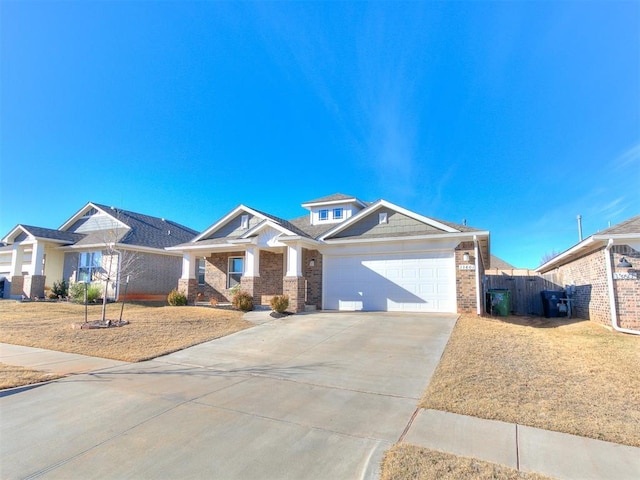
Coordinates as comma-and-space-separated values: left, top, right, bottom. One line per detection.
283, 276, 306, 313
10, 276, 24, 298
24, 275, 46, 299
178, 278, 198, 304
240, 276, 259, 305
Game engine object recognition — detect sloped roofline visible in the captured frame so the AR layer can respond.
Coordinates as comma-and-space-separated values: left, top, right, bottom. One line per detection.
301, 193, 367, 209
318, 199, 459, 241
59, 202, 130, 232
2, 225, 84, 245
192, 205, 270, 242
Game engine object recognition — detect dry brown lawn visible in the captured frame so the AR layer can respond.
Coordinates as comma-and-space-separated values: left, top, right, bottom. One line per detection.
381, 443, 553, 480
0, 300, 252, 363
421, 314, 640, 447
0, 363, 65, 390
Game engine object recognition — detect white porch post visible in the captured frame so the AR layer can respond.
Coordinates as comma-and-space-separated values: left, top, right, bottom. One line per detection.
181, 252, 197, 279
286, 244, 302, 277
29, 242, 45, 276
245, 246, 260, 277
10, 244, 24, 277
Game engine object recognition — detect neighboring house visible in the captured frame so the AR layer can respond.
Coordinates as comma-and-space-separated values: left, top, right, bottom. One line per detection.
169, 193, 491, 314
0, 203, 197, 301
536, 215, 640, 333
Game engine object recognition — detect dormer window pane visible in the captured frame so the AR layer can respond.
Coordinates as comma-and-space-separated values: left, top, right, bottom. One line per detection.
319, 209, 329, 221
333, 208, 343, 220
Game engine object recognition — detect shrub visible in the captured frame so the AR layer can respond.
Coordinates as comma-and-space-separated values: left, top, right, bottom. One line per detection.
232, 290, 253, 312
270, 294, 289, 313
69, 282, 102, 303
167, 289, 188, 306
50, 280, 68, 299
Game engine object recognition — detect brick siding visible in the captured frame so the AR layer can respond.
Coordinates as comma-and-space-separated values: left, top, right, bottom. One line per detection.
455, 242, 478, 313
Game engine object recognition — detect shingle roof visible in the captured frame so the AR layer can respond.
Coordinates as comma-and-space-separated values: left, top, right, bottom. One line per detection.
92, 203, 198, 249
19, 225, 85, 243
301, 193, 360, 205
490, 255, 516, 269
596, 214, 640, 236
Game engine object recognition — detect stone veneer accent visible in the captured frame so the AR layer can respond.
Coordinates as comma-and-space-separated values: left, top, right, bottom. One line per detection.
10, 275, 24, 298
455, 242, 480, 314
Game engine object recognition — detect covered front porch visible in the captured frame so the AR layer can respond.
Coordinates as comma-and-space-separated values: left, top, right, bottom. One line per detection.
178, 241, 322, 313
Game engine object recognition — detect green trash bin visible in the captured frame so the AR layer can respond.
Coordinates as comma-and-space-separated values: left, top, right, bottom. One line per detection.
486, 289, 511, 316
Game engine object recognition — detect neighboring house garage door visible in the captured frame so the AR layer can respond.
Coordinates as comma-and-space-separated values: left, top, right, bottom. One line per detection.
323, 252, 456, 312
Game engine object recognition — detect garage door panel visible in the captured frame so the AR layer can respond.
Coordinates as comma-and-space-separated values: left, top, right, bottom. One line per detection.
324, 253, 455, 313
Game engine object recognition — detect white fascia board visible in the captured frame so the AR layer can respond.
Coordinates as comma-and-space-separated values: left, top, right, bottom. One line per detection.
240, 219, 294, 239
277, 235, 322, 248
59, 243, 182, 257
59, 202, 129, 232
193, 205, 268, 242
2, 225, 28, 244
166, 242, 239, 252
319, 199, 459, 241
537, 233, 640, 273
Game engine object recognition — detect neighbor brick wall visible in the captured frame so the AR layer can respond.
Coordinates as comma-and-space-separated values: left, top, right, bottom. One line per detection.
552, 245, 639, 331
455, 242, 477, 313
122, 252, 183, 299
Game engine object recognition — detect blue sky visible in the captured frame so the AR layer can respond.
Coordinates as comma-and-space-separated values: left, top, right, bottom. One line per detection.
1, 1, 638, 269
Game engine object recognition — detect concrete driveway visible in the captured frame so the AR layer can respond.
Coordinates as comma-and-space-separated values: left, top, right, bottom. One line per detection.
0, 312, 457, 480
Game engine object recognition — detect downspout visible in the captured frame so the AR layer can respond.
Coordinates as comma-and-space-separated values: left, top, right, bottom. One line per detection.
473, 235, 482, 315
604, 239, 640, 335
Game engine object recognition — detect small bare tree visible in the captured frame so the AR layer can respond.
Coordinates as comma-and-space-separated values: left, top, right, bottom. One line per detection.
539, 249, 561, 266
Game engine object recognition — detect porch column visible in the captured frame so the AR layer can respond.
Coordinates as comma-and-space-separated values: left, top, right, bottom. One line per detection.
178, 252, 198, 304
10, 244, 25, 298
244, 247, 260, 277
286, 244, 302, 277
29, 242, 45, 275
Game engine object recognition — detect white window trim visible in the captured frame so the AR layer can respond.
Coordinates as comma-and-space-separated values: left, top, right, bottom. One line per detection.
333, 208, 343, 220
77, 251, 102, 282
197, 258, 206, 286
319, 209, 329, 221
227, 256, 244, 288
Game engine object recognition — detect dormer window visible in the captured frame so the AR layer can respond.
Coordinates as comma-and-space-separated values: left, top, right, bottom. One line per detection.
241, 215, 249, 229
319, 209, 329, 221
333, 208, 343, 220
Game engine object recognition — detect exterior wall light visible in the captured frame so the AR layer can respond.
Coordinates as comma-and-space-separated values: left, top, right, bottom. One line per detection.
617, 257, 633, 268
309, 259, 315, 267
463, 252, 470, 263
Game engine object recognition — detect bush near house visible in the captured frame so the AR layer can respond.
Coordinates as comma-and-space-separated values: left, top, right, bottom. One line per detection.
167, 289, 188, 306
232, 290, 253, 312
49, 280, 68, 299
270, 294, 289, 313
68, 282, 102, 303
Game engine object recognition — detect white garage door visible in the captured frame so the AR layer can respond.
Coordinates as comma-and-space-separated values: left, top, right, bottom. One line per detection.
323, 252, 456, 312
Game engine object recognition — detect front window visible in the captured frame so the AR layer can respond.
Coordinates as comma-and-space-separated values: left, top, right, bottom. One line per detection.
333, 208, 343, 220
319, 209, 329, 221
78, 252, 102, 282
197, 258, 206, 285
228, 257, 244, 288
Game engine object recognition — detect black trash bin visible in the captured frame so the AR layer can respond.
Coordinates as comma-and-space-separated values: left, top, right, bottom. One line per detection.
540, 290, 567, 318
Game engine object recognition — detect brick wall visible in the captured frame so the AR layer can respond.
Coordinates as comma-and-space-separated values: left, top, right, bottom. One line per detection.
200, 251, 245, 303
302, 249, 322, 308
455, 242, 478, 313
552, 245, 639, 331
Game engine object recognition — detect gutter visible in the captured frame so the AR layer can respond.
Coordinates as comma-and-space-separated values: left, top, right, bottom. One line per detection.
604, 239, 640, 335
474, 235, 482, 315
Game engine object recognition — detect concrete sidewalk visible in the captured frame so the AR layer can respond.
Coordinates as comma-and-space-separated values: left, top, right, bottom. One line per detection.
403, 409, 640, 480
0, 342, 127, 375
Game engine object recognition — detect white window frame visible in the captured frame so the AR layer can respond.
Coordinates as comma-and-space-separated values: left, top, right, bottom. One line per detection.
227, 256, 244, 288
197, 258, 206, 286
77, 251, 102, 282
319, 209, 329, 221
333, 208, 343, 220
241, 214, 249, 229
379, 212, 388, 224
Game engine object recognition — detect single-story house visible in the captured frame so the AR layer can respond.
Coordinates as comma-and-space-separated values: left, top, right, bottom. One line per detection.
0, 202, 197, 301
536, 214, 640, 333
169, 193, 491, 314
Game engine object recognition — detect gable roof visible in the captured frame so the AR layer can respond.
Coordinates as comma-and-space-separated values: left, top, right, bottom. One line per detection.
489, 255, 516, 270
537, 214, 640, 273
2, 225, 85, 245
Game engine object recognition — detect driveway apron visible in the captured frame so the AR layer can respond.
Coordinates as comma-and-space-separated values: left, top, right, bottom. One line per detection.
0, 312, 457, 480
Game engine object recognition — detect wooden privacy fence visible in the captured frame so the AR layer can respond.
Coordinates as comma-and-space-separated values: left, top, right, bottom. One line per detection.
485, 269, 562, 316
